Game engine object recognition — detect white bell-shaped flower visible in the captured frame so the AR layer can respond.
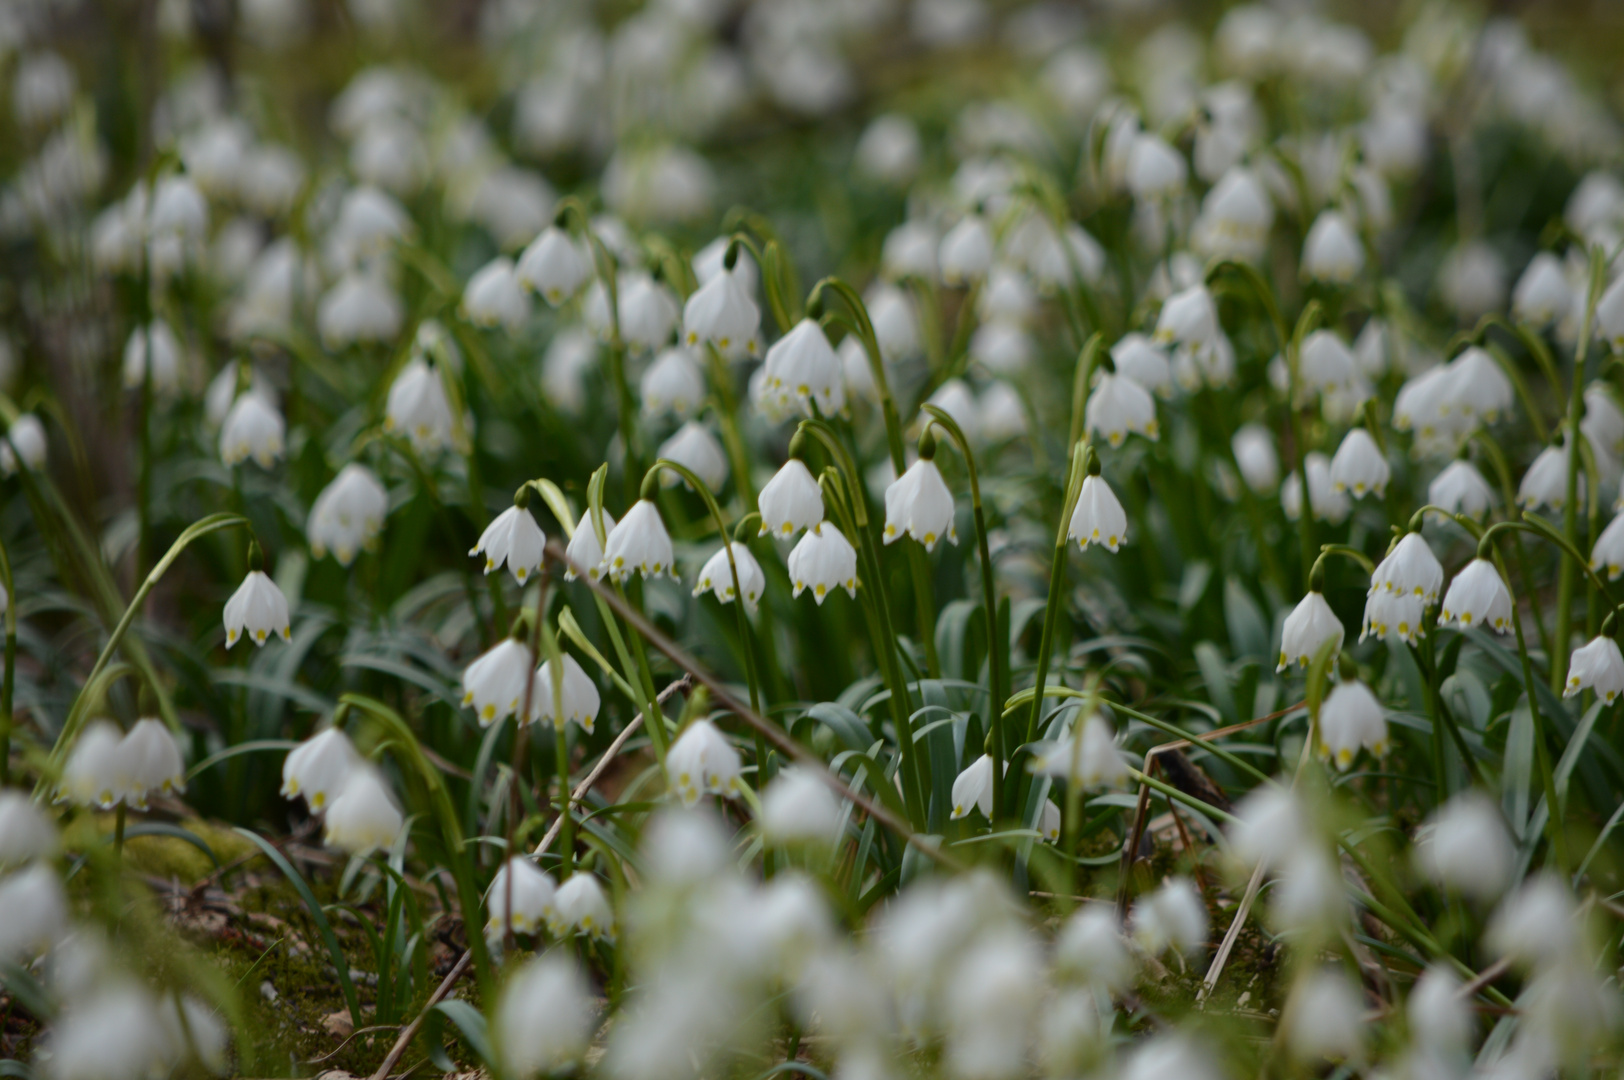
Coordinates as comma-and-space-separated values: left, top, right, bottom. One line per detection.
1285, 969, 1365, 1062
1513, 252, 1572, 327
563, 507, 615, 582
1054, 906, 1133, 992
0, 791, 55, 867
1328, 427, 1389, 498
1318, 679, 1388, 769
58, 720, 124, 809
528, 653, 602, 733
657, 421, 729, 493
1111, 334, 1173, 398
485, 857, 557, 937
1371, 532, 1444, 603
541, 328, 594, 413
122, 321, 183, 394
925, 379, 980, 440
640, 347, 705, 420
1360, 589, 1425, 646
667, 719, 743, 805
763, 318, 845, 418
1228, 786, 1308, 871
1282, 453, 1350, 524
0, 862, 66, 964
1301, 210, 1364, 283
682, 265, 760, 360
1439, 242, 1506, 322
317, 272, 405, 348
939, 214, 993, 285
1594, 513, 1624, 580
600, 499, 676, 582
788, 522, 858, 603
610, 274, 680, 353
1429, 459, 1494, 519
384, 359, 456, 454
1, 414, 46, 475
1446, 346, 1514, 424
1414, 791, 1514, 904
759, 459, 824, 539
1438, 558, 1513, 633
949, 754, 997, 820
308, 464, 389, 566
856, 114, 922, 185
224, 569, 291, 647
323, 764, 404, 857
1518, 443, 1583, 512
693, 542, 765, 612
116, 718, 186, 809
694, 238, 758, 292
883, 458, 957, 551
1408, 965, 1473, 1055
1565, 634, 1624, 702
1278, 590, 1344, 671
1126, 133, 1188, 201
1584, 383, 1624, 458
461, 256, 530, 331
1191, 166, 1273, 262
516, 225, 593, 305
550, 872, 615, 941
1067, 474, 1128, 552
1486, 874, 1580, 970
470, 504, 545, 584
882, 220, 939, 281
1129, 877, 1208, 957
1232, 424, 1279, 493
1153, 285, 1219, 353
220, 392, 285, 469
1029, 713, 1127, 788
760, 767, 844, 846
1298, 330, 1358, 400
495, 953, 593, 1076
1085, 372, 1158, 447
281, 727, 361, 812
977, 382, 1027, 443
462, 637, 533, 726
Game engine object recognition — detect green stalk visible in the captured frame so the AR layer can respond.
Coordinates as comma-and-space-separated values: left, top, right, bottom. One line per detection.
0, 537, 13, 786
1554, 247, 1605, 694
538, 619, 576, 879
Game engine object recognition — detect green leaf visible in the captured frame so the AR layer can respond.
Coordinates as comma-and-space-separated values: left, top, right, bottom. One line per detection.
434, 999, 496, 1069
119, 823, 220, 867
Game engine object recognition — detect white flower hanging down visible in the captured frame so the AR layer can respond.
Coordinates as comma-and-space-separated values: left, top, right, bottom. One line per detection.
758, 458, 824, 539
485, 856, 558, 937
1282, 452, 1350, 525
115, 718, 186, 809
528, 653, 603, 733
384, 358, 456, 454
551, 872, 615, 941
682, 262, 760, 360
759, 767, 844, 846
787, 522, 858, 603
666, 719, 743, 805
762, 318, 845, 418
1029, 713, 1128, 789
219, 392, 285, 469
693, 542, 765, 612
883, 456, 957, 551
1318, 679, 1389, 769
307, 464, 389, 566
461, 256, 531, 331
1301, 210, 1364, 283
516, 225, 593, 305
1085, 371, 1158, 447
939, 214, 993, 285
599, 500, 676, 582
1429, 460, 1495, 519
1232, 424, 1279, 493
1437, 558, 1513, 633
657, 421, 729, 493
57, 720, 124, 809
1517, 442, 1583, 512
462, 636, 534, 726
1370, 532, 1445, 603
640, 347, 706, 420
950, 754, 997, 820
1564, 635, 1624, 702
1328, 427, 1389, 497
470, 502, 545, 584
224, 563, 292, 647
563, 507, 615, 581
494, 954, 593, 1078
1068, 465, 1128, 553
323, 764, 405, 857
1278, 590, 1344, 671
281, 727, 361, 812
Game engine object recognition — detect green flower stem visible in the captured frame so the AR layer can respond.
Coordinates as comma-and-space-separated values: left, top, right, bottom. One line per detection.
0, 536, 13, 786
1555, 247, 1606, 697
1470, 432, 1552, 659
1123, 765, 1238, 824
922, 404, 1008, 816
1067, 334, 1104, 456
538, 616, 576, 880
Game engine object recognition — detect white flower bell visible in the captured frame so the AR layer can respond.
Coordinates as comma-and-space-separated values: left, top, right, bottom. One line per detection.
1517, 442, 1582, 512
657, 421, 729, 493
495, 954, 593, 1076
384, 358, 456, 454
1278, 591, 1344, 671
600, 499, 675, 582
462, 636, 533, 726
1414, 791, 1514, 903
883, 456, 957, 551
461, 256, 530, 331
0, 791, 56, 867
1438, 558, 1513, 633
640, 347, 705, 420
485, 857, 557, 937
1285, 969, 1365, 1061
1085, 372, 1158, 446
116, 718, 186, 809
949, 754, 996, 820
308, 464, 389, 566
563, 507, 615, 581
0, 864, 65, 965
529, 653, 602, 733
58, 720, 124, 809
1282, 453, 1350, 524
693, 542, 765, 612
1301, 210, 1364, 283
1429, 460, 1494, 518
470, 502, 545, 584
1111, 334, 1173, 398
682, 262, 760, 360
760, 767, 844, 846
1318, 679, 1388, 769
550, 872, 614, 940
1, 414, 46, 475
1328, 427, 1389, 497
1565, 634, 1624, 702
667, 719, 743, 805
224, 563, 292, 648
763, 318, 845, 418
516, 225, 593, 305
939, 214, 993, 285
323, 764, 404, 856
1361, 589, 1425, 645
1513, 252, 1572, 327
281, 727, 361, 812
122, 321, 183, 394
1371, 532, 1444, 603
1068, 471, 1128, 553
788, 522, 858, 603
1029, 713, 1127, 789
220, 392, 285, 469
1153, 285, 1219, 353
317, 272, 405, 348
759, 458, 824, 539
1130, 878, 1208, 957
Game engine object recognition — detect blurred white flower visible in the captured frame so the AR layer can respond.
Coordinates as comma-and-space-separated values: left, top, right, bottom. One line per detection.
496, 953, 593, 1074
517, 225, 593, 305
470, 504, 545, 585
1329, 428, 1389, 498
0, 791, 55, 867
760, 766, 844, 846
657, 421, 729, 493
1285, 969, 1364, 1061
1085, 372, 1158, 446
462, 637, 533, 727
224, 569, 292, 647
1278, 590, 1344, 671
384, 358, 456, 454
1318, 679, 1388, 770
1302, 211, 1364, 284
1413, 790, 1513, 903
116, 718, 186, 809
1429, 459, 1494, 519
600, 499, 676, 582
122, 321, 183, 394
641, 347, 705, 421
667, 719, 743, 805
1129, 877, 1207, 957
485, 856, 557, 937
551, 871, 615, 940
939, 215, 993, 285
308, 464, 388, 566
57, 720, 124, 809
281, 727, 361, 812
461, 256, 531, 331
1029, 713, 1127, 789
693, 542, 765, 612
220, 392, 285, 469
323, 764, 404, 856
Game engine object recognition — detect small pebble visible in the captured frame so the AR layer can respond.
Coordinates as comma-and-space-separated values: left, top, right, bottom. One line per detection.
260, 979, 278, 1003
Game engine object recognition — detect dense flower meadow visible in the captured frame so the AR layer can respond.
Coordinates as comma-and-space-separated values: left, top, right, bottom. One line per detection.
2, 0, 1624, 1077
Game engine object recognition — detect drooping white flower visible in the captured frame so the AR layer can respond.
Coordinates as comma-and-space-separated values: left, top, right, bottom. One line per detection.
550, 872, 615, 941
1029, 713, 1127, 789
41, 982, 176, 1080
763, 318, 845, 418
640, 348, 705, 420
1518, 443, 1583, 512
1126, 133, 1187, 200
1229, 786, 1308, 871
949, 754, 996, 820
1429, 459, 1495, 519
1414, 791, 1514, 903
882, 220, 939, 280
495, 953, 593, 1075
943, 929, 1045, 1080
384, 358, 456, 454
1129, 877, 1208, 957
667, 719, 743, 805
1278, 591, 1344, 671
0, 414, 46, 475
1232, 424, 1279, 493
600, 499, 676, 582
693, 542, 765, 612
528, 653, 602, 733
1513, 252, 1573, 327
0, 791, 56, 867
323, 764, 404, 856
614, 273, 681, 354
759, 459, 824, 540
1111, 334, 1173, 398
856, 114, 922, 185
470, 504, 545, 585
1318, 679, 1388, 770
1361, 589, 1426, 646
122, 321, 183, 393
971, 319, 1035, 376
485, 857, 557, 937
1067, 474, 1127, 552
563, 507, 615, 581
1281, 453, 1351, 524
1408, 965, 1473, 1055
657, 421, 729, 493
461, 256, 531, 331
224, 569, 291, 647
1485, 874, 1578, 969
1301, 210, 1364, 283
307, 464, 389, 566
1439, 241, 1507, 321
883, 459, 957, 551
1584, 383, 1624, 458
939, 215, 994, 285
1297, 330, 1359, 400
116, 718, 186, 809
281, 727, 361, 812
1446, 346, 1515, 424
516, 225, 593, 305
1085, 373, 1158, 447
219, 392, 285, 469
1438, 558, 1513, 633
541, 328, 595, 413
58, 720, 125, 809
1192, 166, 1273, 262
317, 272, 405, 348
1153, 285, 1219, 353
760, 766, 844, 846
462, 637, 533, 727
1371, 532, 1444, 603
1565, 634, 1624, 702
977, 382, 1027, 443
1054, 905, 1133, 991
682, 265, 760, 360
1285, 969, 1365, 1061
788, 522, 858, 603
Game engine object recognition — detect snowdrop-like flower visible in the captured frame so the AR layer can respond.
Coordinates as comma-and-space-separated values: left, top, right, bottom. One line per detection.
1126, 133, 1188, 200
1593, 513, 1624, 580
1130, 878, 1208, 957
1298, 330, 1359, 399
0, 862, 65, 964
640, 348, 705, 420
220, 392, 285, 469
667, 719, 743, 805
788, 522, 858, 602
1055, 906, 1133, 991
1437, 558, 1513, 633
1192, 166, 1273, 262
1361, 589, 1426, 645
495, 954, 592, 1076
0, 414, 46, 475
122, 321, 182, 393
883, 458, 957, 551
950, 754, 996, 820
943, 930, 1044, 1080
0, 792, 55, 867
551, 872, 614, 941
1414, 791, 1513, 903
759, 459, 823, 539
224, 568, 291, 647
1301, 210, 1364, 283
1408, 965, 1473, 1055
1285, 969, 1364, 1061
614, 274, 681, 353
470, 504, 545, 584
384, 359, 456, 454
528, 654, 602, 732
308, 464, 388, 566
1371, 532, 1444, 603
693, 542, 765, 612
1279, 591, 1344, 671
1518, 443, 1583, 512
1513, 252, 1573, 327
58, 720, 124, 809
516, 225, 592, 305
563, 508, 615, 582
1228, 786, 1308, 871
1029, 713, 1127, 789
1111, 334, 1173, 398
1446, 347, 1515, 424
600, 499, 675, 582
281, 727, 361, 812
1282, 453, 1351, 524
939, 215, 994, 285
485, 857, 557, 937
856, 114, 922, 185
323, 764, 404, 856
971, 318, 1035, 374
1486, 874, 1580, 969
1429, 459, 1495, 519
1232, 424, 1279, 493
764, 318, 845, 417
1565, 634, 1624, 702
116, 718, 185, 809
1037, 800, 1062, 844
1329, 428, 1389, 497
882, 220, 939, 280
1318, 679, 1388, 769
1153, 285, 1219, 353
1068, 473, 1127, 552
1439, 241, 1506, 321
657, 421, 729, 493
978, 383, 1027, 443
318, 272, 404, 348
683, 265, 760, 360
462, 637, 533, 726
760, 766, 844, 846
1085, 372, 1158, 446
461, 257, 530, 331
1584, 383, 1624, 458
